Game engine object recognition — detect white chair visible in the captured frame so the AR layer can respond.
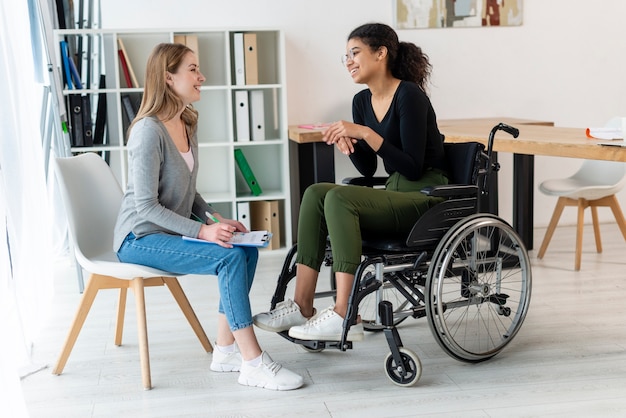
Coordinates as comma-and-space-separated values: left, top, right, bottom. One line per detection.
537, 159, 626, 270
53, 153, 212, 390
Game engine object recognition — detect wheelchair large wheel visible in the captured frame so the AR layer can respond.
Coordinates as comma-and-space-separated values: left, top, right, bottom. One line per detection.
425, 214, 531, 363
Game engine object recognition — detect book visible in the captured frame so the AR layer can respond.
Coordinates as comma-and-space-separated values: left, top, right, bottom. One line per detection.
234, 148, 262, 196
233, 33, 245, 85
67, 53, 83, 89
243, 33, 259, 85
60, 40, 73, 89
182, 231, 272, 248
586, 127, 622, 140
117, 38, 139, 88
118, 49, 133, 88
249, 90, 265, 140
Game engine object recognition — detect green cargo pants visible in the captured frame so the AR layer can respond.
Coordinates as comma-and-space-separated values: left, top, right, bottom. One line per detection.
295, 169, 448, 274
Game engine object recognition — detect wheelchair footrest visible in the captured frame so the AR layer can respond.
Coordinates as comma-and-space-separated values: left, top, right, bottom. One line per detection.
277, 331, 353, 351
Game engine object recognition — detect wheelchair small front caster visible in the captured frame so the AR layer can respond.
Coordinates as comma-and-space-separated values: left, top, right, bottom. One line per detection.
384, 347, 422, 387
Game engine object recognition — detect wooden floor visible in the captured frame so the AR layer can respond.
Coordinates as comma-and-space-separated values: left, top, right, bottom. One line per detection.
21, 223, 626, 417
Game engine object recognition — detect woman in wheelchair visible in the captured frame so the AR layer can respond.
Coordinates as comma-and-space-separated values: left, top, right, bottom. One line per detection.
254, 22, 449, 341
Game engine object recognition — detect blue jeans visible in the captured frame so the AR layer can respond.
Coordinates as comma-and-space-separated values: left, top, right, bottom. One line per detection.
117, 232, 258, 331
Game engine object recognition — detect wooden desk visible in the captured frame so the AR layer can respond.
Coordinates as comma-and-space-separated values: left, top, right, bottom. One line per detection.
289, 119, 623, 250
441, 123, 626, 249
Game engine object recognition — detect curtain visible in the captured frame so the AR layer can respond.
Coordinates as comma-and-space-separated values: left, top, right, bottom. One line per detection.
0, 0, 55, 415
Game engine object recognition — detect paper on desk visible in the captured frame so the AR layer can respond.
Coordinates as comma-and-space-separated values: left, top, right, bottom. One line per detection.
297, 123, 331, 130
183, 231, 272, 247
585, 127, 623, 140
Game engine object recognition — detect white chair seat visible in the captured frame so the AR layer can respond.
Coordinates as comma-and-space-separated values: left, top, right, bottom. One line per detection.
537, 155, 626, 270
539, 178, 624, 200
78, 250, 182, 279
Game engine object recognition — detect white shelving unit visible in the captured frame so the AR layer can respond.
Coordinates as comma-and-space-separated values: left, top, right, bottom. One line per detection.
54, 28, 292, 248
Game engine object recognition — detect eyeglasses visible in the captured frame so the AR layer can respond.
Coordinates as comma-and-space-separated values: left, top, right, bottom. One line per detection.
341, 47, 359, 66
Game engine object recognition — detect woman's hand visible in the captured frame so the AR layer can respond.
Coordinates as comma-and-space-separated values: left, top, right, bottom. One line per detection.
197, 213, 246, 248
323, 121, 359, 146
197, 223, 236, 248
322, 120, 381, 154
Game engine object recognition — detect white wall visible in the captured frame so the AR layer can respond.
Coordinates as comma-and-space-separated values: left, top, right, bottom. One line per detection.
102, 0, 626, 229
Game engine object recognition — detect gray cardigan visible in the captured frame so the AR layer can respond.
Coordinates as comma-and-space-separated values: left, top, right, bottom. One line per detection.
113, 116, 213, 252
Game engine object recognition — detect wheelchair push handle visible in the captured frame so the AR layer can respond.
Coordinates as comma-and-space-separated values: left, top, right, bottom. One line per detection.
480, 123, 520, 196
487, 122, 519, 154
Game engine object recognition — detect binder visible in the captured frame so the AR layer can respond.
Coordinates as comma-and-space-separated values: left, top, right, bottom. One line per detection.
174, 34, 199, 59
93, 75, 107, 146
234, 148, 262, 196
234, 90, 250, 141
233, 33, 245, 85
121, 94, 137, 123
68, 94, 84, 146
249, 90, 265, 140
237, 201, 251, 230
250, 200, 281, 250
243, 33, 259, 85
117, 38, 139, 88
81, 95, 93, 146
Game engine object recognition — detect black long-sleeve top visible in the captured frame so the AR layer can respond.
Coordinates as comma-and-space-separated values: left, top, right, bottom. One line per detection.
349, 80, 446, 181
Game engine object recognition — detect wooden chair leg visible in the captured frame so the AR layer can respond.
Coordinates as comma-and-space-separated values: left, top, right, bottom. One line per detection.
115, 287, 127, 346
52, 273, 101, 375
163, 277, 213, 353
590, 206, 602, 253
538, 197, 567, 259
606, 195, 626, 241
575, 199, 586, 271
132, 277, 152, 390
53, 274, 126, 374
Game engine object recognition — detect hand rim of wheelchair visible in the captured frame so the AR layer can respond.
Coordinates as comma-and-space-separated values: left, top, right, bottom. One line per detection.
425, 213, 532, 363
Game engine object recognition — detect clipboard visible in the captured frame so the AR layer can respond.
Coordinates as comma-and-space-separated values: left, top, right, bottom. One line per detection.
182, 231, 273, 248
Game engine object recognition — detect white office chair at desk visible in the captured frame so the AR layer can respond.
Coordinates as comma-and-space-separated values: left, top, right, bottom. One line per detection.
53, 152, 212, 390
537, 158, 626, 270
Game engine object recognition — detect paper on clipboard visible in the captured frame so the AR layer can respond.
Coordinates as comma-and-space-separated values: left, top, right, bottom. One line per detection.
183, 231, 273, 248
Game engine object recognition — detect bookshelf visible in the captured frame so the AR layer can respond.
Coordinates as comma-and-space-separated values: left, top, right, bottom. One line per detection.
53, 28, 292, 248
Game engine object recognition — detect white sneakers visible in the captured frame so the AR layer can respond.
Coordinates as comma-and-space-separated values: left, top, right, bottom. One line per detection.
253, 299, 309, 332
238, 352, 303, 391
210, 345, 242, 372
288, 307, 364, 341
254, 300, 364, 342
211, 346, 303, 391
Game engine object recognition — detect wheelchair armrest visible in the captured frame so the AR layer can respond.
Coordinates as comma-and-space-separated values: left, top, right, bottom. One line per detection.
342, 176, 388, 187
421, 184, 478, 198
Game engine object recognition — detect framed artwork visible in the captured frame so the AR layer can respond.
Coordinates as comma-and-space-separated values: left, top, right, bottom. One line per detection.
395, 0, 523, 29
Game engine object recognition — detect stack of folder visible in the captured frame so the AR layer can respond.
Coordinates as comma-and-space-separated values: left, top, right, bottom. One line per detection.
233, 33, 265, 142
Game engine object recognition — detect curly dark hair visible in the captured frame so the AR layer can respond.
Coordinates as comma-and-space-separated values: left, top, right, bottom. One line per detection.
348, 23, 432, 92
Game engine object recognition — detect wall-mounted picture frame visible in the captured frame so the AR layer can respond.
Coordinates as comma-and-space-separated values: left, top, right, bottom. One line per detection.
395, 0, 523, 29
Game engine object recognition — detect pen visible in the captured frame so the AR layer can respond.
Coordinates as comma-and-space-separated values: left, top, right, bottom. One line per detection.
206, 211, 220, 224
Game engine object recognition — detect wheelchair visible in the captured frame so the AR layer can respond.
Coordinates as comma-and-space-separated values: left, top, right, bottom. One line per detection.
266, 123, 532, 386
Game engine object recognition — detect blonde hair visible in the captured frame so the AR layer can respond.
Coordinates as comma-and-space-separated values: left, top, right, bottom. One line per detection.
129, 43, 199, 137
